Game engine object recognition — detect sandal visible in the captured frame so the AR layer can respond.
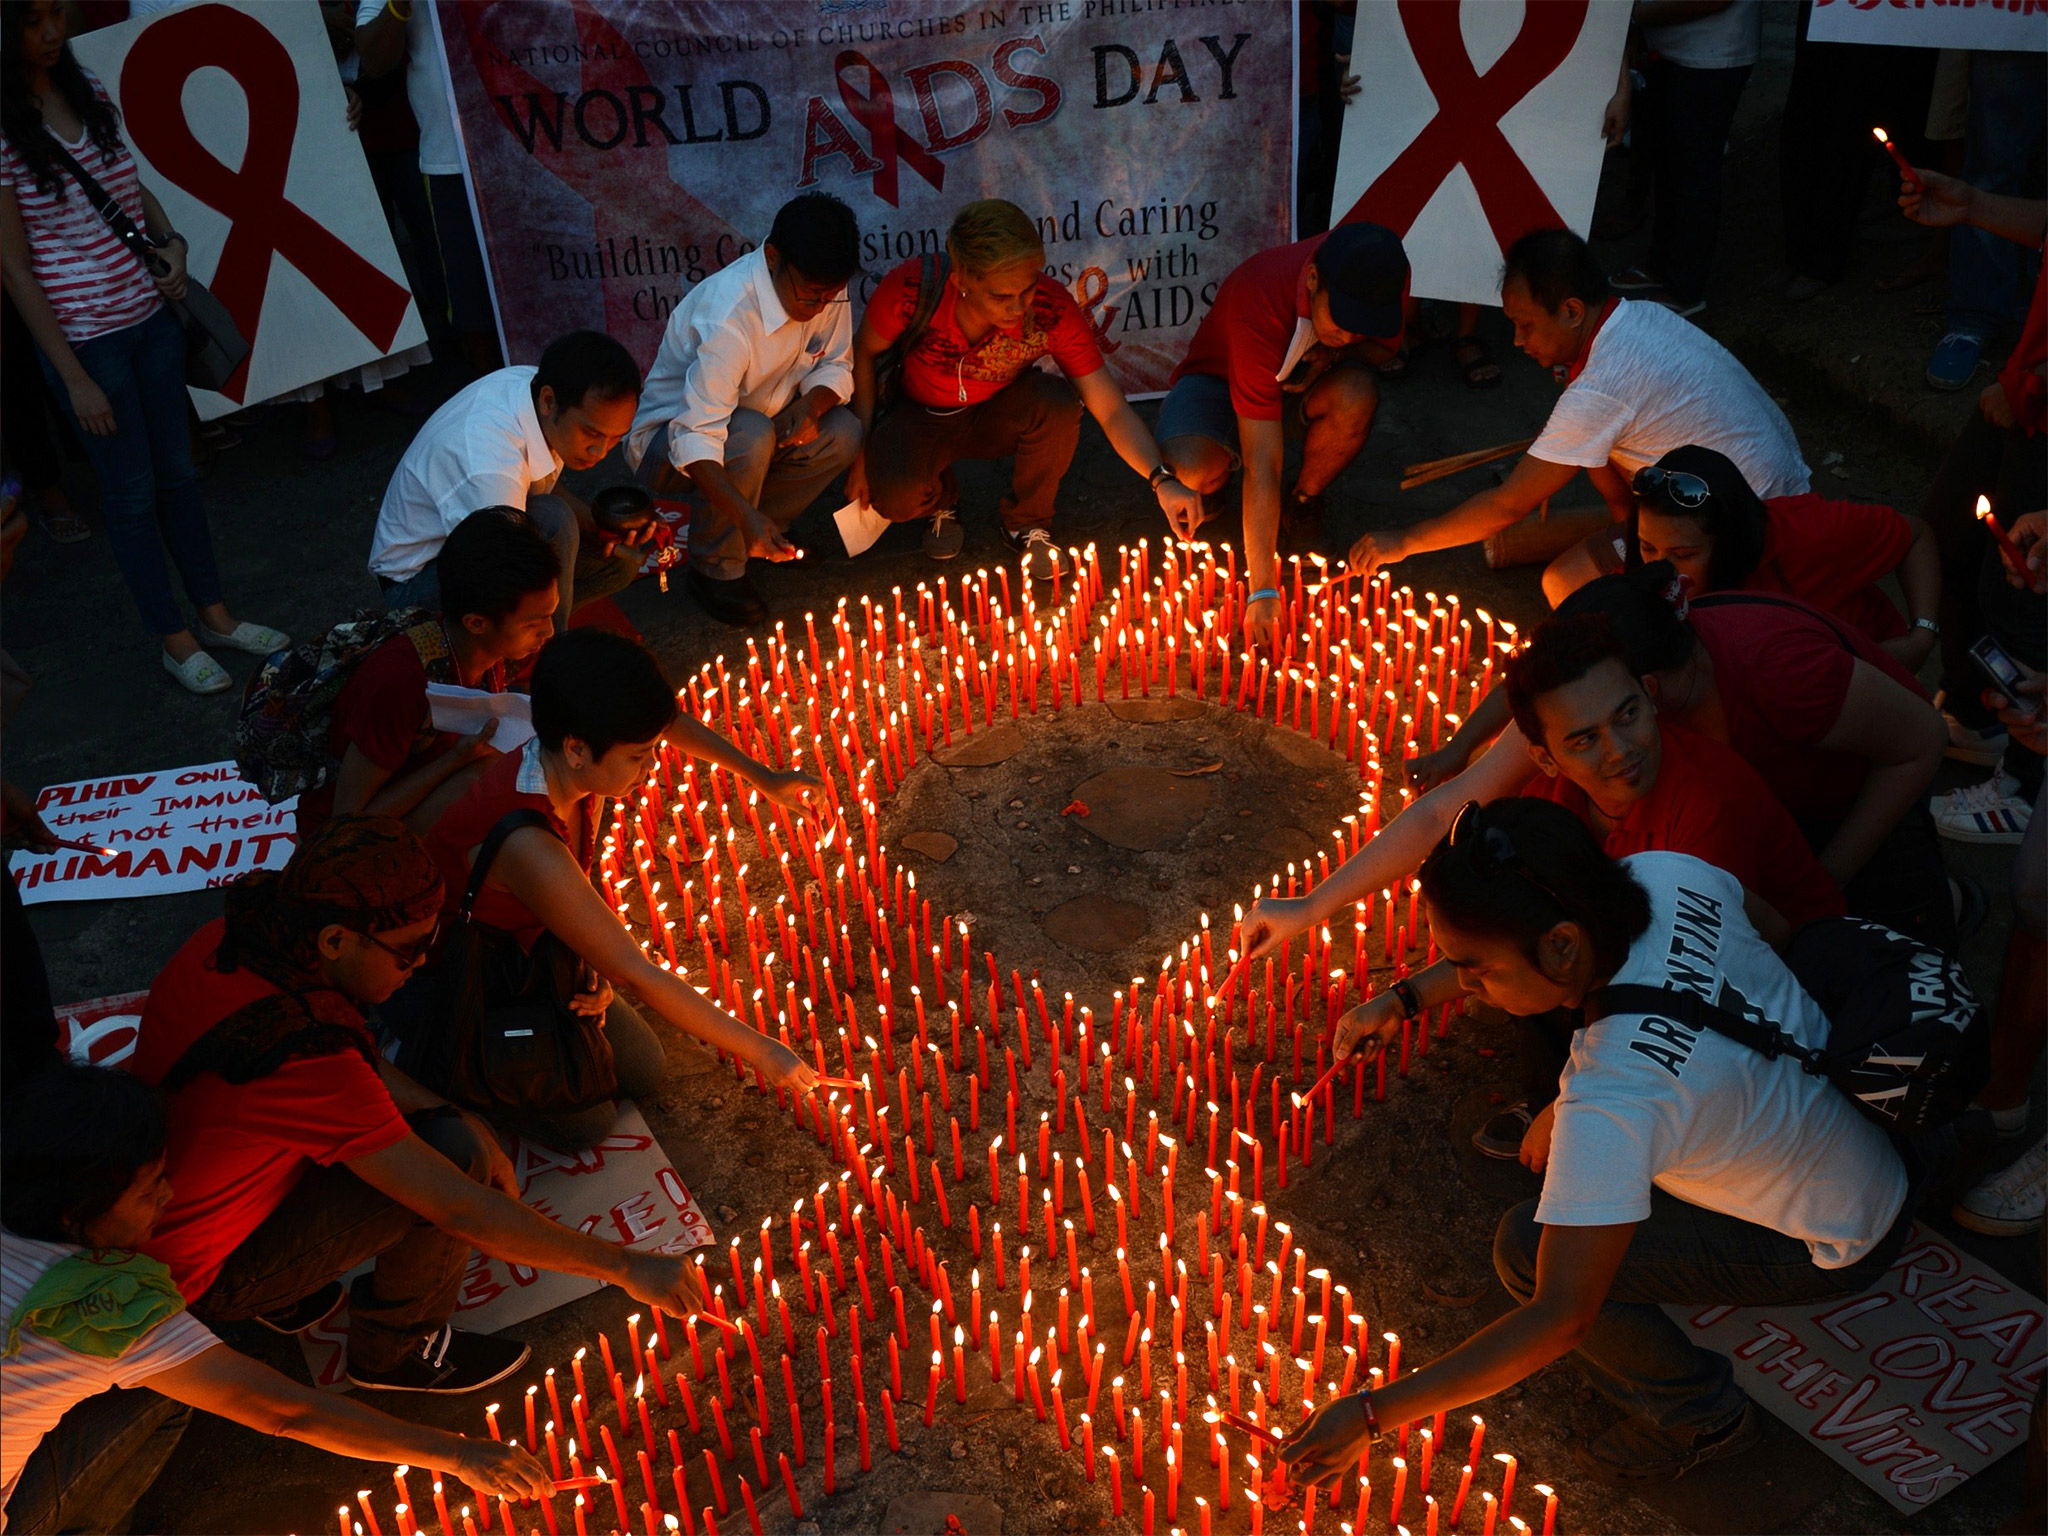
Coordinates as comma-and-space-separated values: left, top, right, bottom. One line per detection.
1373, 342, 1413, 381
34, 501, 90, 544
1452, 334, 1502, 390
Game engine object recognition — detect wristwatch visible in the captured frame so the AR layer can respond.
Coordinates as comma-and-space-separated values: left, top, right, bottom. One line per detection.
1148, 463, 1180, 491
1390, 977, 1422, 1021
1912, 617, 1941, 637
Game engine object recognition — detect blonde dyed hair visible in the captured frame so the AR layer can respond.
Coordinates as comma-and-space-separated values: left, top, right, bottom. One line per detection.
946, 199, 1044, 276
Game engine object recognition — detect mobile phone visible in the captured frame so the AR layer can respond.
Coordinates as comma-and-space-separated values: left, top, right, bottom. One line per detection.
1970, 635, 2038, 714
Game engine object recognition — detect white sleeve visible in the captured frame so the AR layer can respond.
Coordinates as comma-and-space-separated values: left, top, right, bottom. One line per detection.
1535, 1094, 1659, 1227
669, 319, 759, 472
1530, 386, 1636, 470
437, 467, 534, 532
108, 1311, 220, 1391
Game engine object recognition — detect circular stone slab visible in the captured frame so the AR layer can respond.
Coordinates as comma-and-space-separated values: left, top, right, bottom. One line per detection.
931, 722, 1025, 767
898, 830, 958, 862
1104, 695, 1205, 723
1072, 766, 1211, 850
1266, 727, 1345, 771
1258, 826, 1322, 865
1041, 893, 1150, 952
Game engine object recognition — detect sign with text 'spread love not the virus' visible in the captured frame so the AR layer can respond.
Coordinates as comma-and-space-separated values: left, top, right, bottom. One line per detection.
1330, 0, 1630, 306
434, 0, 1295, 395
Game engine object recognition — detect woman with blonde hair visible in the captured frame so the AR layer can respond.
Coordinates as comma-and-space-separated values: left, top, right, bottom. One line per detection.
846, 198, 1198, 578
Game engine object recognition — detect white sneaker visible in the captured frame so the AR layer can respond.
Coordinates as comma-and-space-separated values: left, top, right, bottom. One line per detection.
1931, 774, 2032, 845
1942, 709, 2008, 767
162, 648, 233, 695
1953, 1131, 2048, 1236
1006, 526, 1063, 581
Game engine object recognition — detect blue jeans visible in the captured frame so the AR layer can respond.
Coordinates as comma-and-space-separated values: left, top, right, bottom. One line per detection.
1493, 1185, 1914, 1436
35, 306, 224, 637
1947, 52, 2046, 341
3, 1386, 190, 1534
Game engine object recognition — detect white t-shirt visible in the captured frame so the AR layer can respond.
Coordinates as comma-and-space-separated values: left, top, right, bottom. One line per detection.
0, 1232, 217, 1522
1531, 299, 1810, 496
1644, 0, 1763, 70
370, 365, 561, 580
354, 0, 463, 176
1536, 852, 1907, 1269
626, 247, 855, 474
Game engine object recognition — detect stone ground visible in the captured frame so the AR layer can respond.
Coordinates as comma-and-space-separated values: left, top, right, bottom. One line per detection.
6, 10, 2041, 1533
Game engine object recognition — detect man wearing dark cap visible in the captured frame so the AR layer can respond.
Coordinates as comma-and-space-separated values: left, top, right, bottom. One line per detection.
131, 817, 715, 1395
1156, 221, 1410, 651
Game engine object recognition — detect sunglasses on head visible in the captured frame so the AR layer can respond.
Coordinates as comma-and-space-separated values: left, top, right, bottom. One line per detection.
1631, 466, 1712, 510
352, 918, 441, 969
1445, 801, 1568, 912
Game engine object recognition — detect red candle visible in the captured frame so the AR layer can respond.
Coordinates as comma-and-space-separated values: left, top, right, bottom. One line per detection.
1978, 495, 2029, 569
1871, 126, 1923, 190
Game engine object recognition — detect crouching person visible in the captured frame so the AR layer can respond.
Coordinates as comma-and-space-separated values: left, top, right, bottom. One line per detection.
132, 817, 717, 1395
1, 1062, 553, 1534
1278, 799, 1915, 1487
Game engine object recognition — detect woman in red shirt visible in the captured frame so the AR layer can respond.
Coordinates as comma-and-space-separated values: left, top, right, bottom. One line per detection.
845, 198, 1200, 580
1624, 445, 1941, 666
421, 628, 820, 1146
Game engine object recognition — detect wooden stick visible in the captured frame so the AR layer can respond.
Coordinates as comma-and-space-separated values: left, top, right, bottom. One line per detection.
1400, 438, 1535, 492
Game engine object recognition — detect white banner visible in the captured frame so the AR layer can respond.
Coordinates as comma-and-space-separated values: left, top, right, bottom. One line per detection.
1330, 0, 1630, 306
72, 1, 427, 419
12, 761, 296, 905
1809, 0, 2048, 52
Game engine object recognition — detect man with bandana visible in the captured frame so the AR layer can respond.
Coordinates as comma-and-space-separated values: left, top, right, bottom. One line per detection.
129, 817, 715, 1394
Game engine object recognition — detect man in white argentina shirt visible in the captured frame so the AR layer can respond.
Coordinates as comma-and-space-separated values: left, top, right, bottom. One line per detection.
627, 194, 863, 627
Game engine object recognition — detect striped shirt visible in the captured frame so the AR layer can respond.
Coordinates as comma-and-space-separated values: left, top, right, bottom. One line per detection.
0, 1230, 217, 1524
0, 75, 162, 345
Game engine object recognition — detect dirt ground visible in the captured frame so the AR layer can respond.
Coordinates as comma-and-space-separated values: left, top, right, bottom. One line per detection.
6, 9, 2041, 1534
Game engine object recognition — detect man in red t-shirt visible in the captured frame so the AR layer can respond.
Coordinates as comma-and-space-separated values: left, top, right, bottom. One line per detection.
132, 818, 721, 1394
297, 509, 560, 839
1156, 222, 1409, 651
847, 199, 1201, 582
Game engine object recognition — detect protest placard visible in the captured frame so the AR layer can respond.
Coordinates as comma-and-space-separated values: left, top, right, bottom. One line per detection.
11, 762, 296, 906
1330, 0, 1630, 306
71, 1, 427, 418
298, 1104, 712, 1386
434, 0, 1294, 395
1669, 1226, 2045, 1511
1809, 0, 2047, 52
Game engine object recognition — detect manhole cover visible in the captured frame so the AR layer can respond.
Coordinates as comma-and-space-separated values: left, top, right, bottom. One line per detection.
932, 723, 1026, 767
1071, 766, 1211, 850
1104, 695, 1205, 722
1040, 893, 1150, 953
1267, 729, 1344, 771
1258, 826, 1322, 864
881, 1492, 1003, 1535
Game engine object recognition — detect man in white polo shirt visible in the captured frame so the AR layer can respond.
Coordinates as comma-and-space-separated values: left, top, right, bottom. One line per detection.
370, 331, 647, 630
1346, 228, 1809, 605
626, 193, 863, 627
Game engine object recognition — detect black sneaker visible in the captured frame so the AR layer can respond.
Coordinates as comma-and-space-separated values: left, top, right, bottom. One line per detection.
346, 1325, 531, 1395
684, 566, 767, 627
1471, 1102, 1532, 1160
1573, 1402, 1760, 1485
254, 1280, 346, 1335
1002, 525, 1063, 581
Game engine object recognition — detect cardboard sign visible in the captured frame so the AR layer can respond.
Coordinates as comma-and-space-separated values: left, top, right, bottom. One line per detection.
11, 762, 295, 905
56, 991, 150, 1069
1330, 0, 1631, 305
433, 0, 1295, 395
71, 2, 428, 418
1808, 0, 2047, 53
1669, 1226, 2046, 1511
298, 1103, 713, 1387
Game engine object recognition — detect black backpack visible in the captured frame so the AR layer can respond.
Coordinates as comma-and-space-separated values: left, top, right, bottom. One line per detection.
1586, 916, 1991, 1136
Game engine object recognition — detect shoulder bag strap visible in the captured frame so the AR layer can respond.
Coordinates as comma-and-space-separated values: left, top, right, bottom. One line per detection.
1584, 981, 1827, 1073
901, 252, 950, 356
1688, 591, 1860, 656
460, 808, 560, 923
38, 133, 163, 276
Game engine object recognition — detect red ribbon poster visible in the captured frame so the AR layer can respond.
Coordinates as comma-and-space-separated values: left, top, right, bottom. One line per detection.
72, 2, 427, 419
1330, 0, 1628, 306
433, 0, 1294, 394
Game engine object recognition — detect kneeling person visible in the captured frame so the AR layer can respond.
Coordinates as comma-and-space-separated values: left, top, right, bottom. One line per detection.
1281, 800, 1912, 1486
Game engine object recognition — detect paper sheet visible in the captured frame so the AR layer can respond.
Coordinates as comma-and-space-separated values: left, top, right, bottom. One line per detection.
426, 683, 535, 750
833, 498, 893, 558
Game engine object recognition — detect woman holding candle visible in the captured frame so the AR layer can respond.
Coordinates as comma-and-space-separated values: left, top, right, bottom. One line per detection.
1277, 801, 1915, 1486
414, 628, 821, 1145
1, 1063, 554, 1534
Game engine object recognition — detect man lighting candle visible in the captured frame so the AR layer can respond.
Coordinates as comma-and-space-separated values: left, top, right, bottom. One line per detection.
1276, 800, 1913, 1484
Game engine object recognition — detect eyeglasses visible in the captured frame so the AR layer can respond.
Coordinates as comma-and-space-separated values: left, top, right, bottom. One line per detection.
1631, 466, 1711, 510
1445, 801, 1567, 912
353, 920, 441, 970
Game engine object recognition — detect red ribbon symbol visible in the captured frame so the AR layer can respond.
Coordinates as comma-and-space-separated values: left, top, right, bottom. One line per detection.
836, 51, 946, 209
118, 3, 414, 400
1341, 0, 1589, 251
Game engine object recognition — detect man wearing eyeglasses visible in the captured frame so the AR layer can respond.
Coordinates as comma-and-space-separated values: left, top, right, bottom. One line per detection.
626, 193, 865, 627
128, 818, 718, 1396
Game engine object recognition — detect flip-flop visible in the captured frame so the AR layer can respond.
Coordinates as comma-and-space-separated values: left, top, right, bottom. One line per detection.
34, 504, 90, 544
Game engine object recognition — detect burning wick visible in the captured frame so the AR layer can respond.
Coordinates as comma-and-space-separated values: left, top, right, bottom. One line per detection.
1978, 495, 2028, 570
1871, 127, 1923, 191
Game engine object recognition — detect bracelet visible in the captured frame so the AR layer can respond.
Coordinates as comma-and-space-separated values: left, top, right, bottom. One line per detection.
1391, 977, 1422, 1021
386, 0, 414, 18
1248, 587, 1282, 606
1356, 1390, 1380, 1438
